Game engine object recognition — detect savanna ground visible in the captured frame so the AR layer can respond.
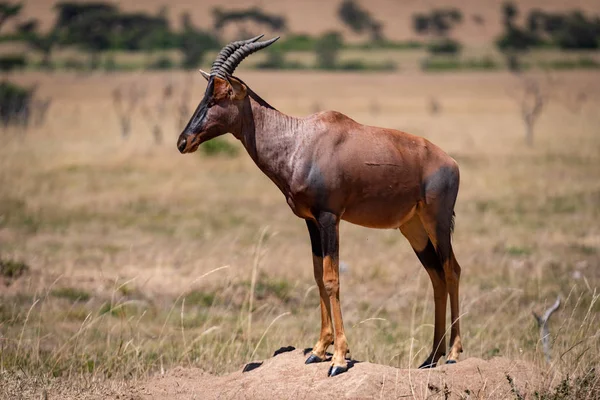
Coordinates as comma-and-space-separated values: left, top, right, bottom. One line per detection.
0, 69, 599, 398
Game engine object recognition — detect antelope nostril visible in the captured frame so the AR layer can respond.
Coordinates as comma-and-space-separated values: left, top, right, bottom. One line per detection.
178, 137, 187, 153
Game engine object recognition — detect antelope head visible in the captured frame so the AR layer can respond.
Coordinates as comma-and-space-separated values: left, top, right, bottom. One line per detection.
177, 35, 279, 154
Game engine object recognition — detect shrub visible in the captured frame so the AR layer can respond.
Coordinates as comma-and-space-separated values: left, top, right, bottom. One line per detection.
427, 38, 462, 54
337, 59, 397, 71
497, 26, 543, 51
277, 34, 318, 51
180, 29, 220, 69
255, 47, 286, 69
0, 258, 29, 279
421, 58, 461, 71
0, 80, 34, 127
0, 54, 26, 72
103, 55, 118, 71
349, 40, 423, 50
62, 57, 87, 71
539, 57, 600, 70
315, 31, 343, 70
464, 56, 499, 70
148, 56, 175, 70
421, 56, 499, 72
554, 12, 600, 49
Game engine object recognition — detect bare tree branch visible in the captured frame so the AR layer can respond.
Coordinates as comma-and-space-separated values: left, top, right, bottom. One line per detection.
111, 83, 143, 139
510, 74, 550, 146
533, 296, 561, 363
141, 82, 173, 145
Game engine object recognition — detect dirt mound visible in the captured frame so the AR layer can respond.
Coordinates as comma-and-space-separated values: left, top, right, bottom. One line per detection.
24, 348, 544, 400
139, 350, 543, 400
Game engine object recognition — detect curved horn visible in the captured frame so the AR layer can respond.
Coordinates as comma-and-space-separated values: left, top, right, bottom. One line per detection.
217, 36, 280, 78
210, 34, 264, 76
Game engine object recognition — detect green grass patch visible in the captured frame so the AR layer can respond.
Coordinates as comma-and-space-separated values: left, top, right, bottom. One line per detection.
505, 245, 532, 256
347, 40, 424, 50
200, 138, 240, 157
184, 290, 216, 307
51, 287, 91, 302
0, 196, 40, 233
421, 56, 499, 72
245, 272, 293, 303
539, 57, 600, 70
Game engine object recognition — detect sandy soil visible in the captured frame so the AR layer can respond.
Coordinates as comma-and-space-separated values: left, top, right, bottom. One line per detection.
2, 348, 546, 399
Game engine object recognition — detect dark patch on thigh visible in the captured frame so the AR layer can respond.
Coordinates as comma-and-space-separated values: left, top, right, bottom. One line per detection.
307, 164, 326, 204
422, 165, 459, 204
415, 239, 444, 277
306, 219, 322, 257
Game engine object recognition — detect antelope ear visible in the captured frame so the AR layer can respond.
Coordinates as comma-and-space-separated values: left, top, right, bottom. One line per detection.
199, 69, 211, 81
227, 76, 247, 100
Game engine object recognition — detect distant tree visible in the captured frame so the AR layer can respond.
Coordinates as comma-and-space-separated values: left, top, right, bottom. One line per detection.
496, 3, 543, 54
553, 11, 599, 49
412, 8, 462, 37
141, 82, 173, 145
498, 6, 599, 52
337, 0, 383, 42
111, 84, 143, 139
62, 9, 115, 67
497, 26, 541, 51
509, 75, 549, 146
179, 12, 220, 69
502, 2, 518, 28
16, 20, 57, 68
212, 7, 286, 38
527, 9, 545, 32
0, 1, 21, 33
54, 2, 116, 33
315, 31, 343, 69
412, 8, 463, 55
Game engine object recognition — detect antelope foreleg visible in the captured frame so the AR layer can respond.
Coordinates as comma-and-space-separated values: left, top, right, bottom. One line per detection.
318, 212, 349, 377
305, 220, 333, 364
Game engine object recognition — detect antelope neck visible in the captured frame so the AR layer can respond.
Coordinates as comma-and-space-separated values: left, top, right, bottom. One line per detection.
235, 92, 305, 195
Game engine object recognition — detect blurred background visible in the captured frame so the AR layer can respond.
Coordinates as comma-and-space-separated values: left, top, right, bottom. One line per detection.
0, 0, 599, 393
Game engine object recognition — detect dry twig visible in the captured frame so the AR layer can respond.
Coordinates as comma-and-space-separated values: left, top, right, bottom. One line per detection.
533, 296, 561, 363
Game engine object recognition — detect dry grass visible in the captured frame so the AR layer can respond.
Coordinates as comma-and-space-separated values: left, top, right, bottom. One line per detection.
0, 70, 599, 396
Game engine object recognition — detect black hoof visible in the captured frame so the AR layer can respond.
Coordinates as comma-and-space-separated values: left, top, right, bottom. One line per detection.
445, 359, 457, 365
305, 354, 324, 364
418, 360, 437, 369
327, 365, 348, 377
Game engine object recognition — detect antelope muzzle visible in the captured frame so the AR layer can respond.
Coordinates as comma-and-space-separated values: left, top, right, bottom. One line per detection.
177, 135, 189, 153
177, 132, 202, 154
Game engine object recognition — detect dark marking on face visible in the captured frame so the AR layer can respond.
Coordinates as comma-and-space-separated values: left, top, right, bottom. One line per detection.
182, 77, 215, 135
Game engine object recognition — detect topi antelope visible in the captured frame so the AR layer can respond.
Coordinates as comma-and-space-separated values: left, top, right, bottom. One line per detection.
177, 35, 463, 377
